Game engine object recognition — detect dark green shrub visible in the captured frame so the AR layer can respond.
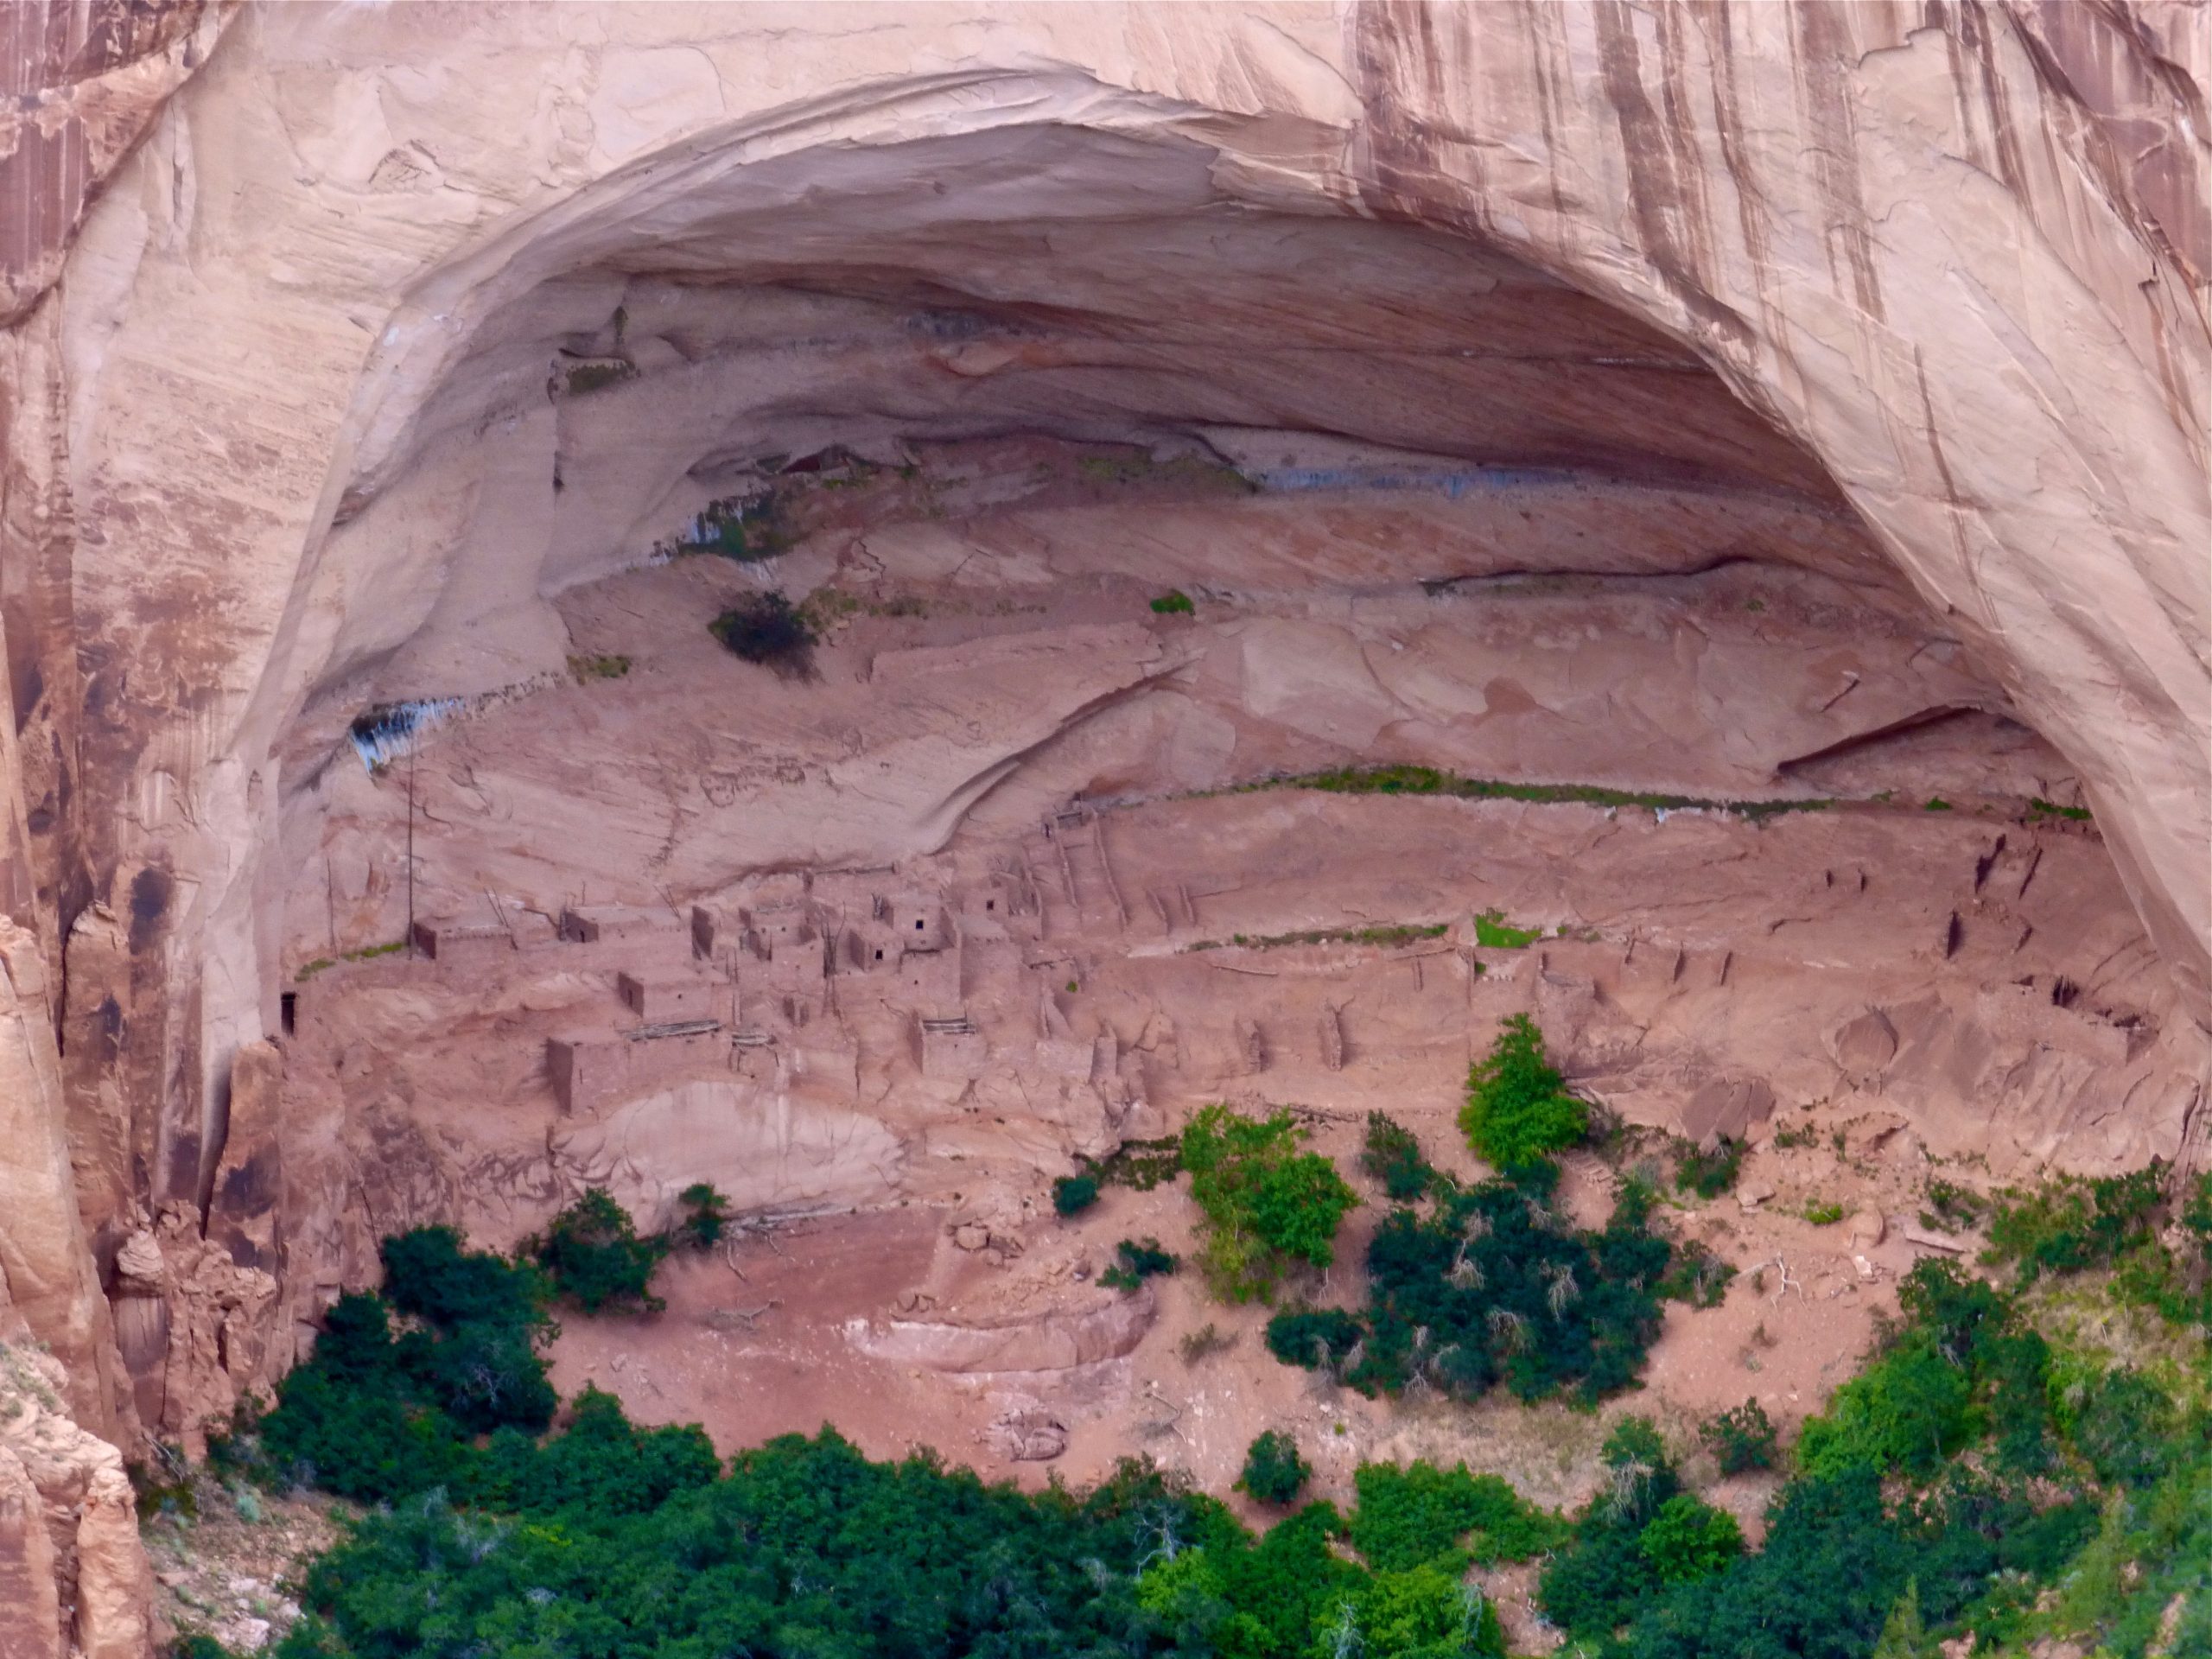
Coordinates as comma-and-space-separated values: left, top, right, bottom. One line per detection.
1699, 1398, 1777, 1475
1350, 1459, 1560, 1571
1236, 1430, 1310, 1505
1984, 1164, 2163, 1283
1459, 1014, 1586, 1171
526, 1188, 671, 1314
1280, 1163, 1673, 1407
1622, 1467, 1909, 1659
1179, 1103, 1358, 1300
708, 589, 816, 675
1149, 589, 1195, 614
2072, 1367, 2177, 1489
378, 1225, 550, 1331
1537, 1420, 1682, 1638
253, 1227, 559, 1502
674, 1181, 729, 1249
1639, 1494, 1745, 1585
472, 1386, 719, 1516
1360, 1111, 1433, 1201
1675, 1136, 1742, 1199
1920, 1179, 1986, 1233
1098, 1236, 1178, 1292
1264, 1306, 1365, 1370
1797, 1332, 1976, 1480
1052, 1173, 1100, 1217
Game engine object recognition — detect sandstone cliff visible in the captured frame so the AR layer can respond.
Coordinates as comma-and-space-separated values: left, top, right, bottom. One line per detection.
0, 13, 2204, 1649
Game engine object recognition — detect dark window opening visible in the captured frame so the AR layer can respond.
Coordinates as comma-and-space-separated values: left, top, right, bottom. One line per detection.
280, 992, 297, 1035
874, 948, 884, 961
915, 918, 925, 930
986, 899, 995, 911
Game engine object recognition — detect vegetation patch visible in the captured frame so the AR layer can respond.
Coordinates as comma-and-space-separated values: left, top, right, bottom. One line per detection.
1673, 1135, 1742, 1199
201, 1159, 2212, 1659
1268, 1160, 1678, 1405
1185, 920, 1447, 952
1052, 1173, 1100, 1217
1179, 1104, 1359, 1303
1459, 1013, 1589, 1173
1360, 1111, 1435, 1202
1236, 1429, 1310, 1506
1149, 588, 1196, 615
1081, 1135, 1184, 1192
1471, 909, 1543, 949
1212, 762, 1834, 821
1099, 1236, 1179, 1292
524, 1189, 671, 1314
2027, 796, 2093, 823
709, 589, 817, 677
1698, 1398, 1777, 1475
683, 493, 790, 562
1347, 1459, 1562, 1571
566, 652, 631, 682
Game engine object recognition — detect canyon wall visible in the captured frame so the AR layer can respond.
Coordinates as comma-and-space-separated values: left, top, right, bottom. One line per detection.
0, 0, 2203, 1532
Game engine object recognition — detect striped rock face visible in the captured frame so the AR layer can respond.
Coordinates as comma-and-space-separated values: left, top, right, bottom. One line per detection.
0, 6, 2203, 1595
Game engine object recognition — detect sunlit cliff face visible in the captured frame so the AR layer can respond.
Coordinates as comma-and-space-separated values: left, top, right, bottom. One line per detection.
1, 2, 2202, 1470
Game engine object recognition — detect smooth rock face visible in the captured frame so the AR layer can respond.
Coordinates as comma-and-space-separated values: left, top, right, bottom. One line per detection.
0, 12, 2203, 1642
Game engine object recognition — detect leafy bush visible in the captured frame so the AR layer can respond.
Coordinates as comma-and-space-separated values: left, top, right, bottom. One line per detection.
1179, 1103, 1357, 1301
1099, 1236, 1179, 1292
251, 1229, 557, 1502
1537, 1417, 1684, 1639
1983, 1163, 2163, 1282
674, 1181, 729, 1250
1796, 1330, 1976, 1480
1149, 589, 1195, 614
525, 1189, 671, 1314
1459, 1014, 1587, 1172
1361, 1111, 1433, 1201
1236, 1429, 1310, 1505
1052, 1173, 1100, 1217
1620, 1467, 1910, 1659
1264, 1305, 1365, 1370
1675, 1135, 1742, 1199
1699, 1398, 1777, 1475
1638, 1493, 1745, 1585
708, 589, 816, 675
1269, 1163, 1675, 1407
1350, 1460, 1560, 1571
2071, 1367, 2177, 1490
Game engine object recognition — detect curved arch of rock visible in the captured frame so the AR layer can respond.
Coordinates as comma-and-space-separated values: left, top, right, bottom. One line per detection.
0, 2, 2203, 1458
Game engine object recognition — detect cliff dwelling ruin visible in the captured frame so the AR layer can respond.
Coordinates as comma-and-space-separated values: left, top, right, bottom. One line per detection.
0, 4, 2205, 1655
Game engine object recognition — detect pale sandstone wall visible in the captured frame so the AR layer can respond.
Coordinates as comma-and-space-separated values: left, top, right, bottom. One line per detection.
0, 2, 2202, 1557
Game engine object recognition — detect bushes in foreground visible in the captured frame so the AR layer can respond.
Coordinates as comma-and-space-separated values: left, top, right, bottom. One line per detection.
1268, 1160, 1678, 1406
1179, 1103, 1358, 1301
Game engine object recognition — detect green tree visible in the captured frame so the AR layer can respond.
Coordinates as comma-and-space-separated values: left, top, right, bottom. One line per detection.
674, 1182, 730, 1249
1698, 1399, 1777, 1476
1052, 1173, 1100, 1216
526, 1188, 671, 1313
1238, 1430, 1312, 1506
1638, 1494, 1745, 1586
1871, 1580, 1933, 1659
1180, 1104, 1358, 1301
1459, 1014, 1586, 1171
